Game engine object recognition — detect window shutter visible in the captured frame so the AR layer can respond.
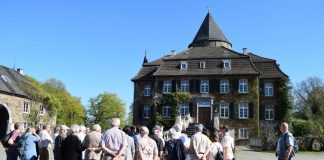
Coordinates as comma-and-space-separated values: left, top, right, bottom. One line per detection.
234, 103, 239, 119
158, 80, 164, 93
195, 80, 201, 93
232, 79, 239, 93
172, 80, 177, 92
210, 79, 219, 93
189, 102, 193, 116
249, 103, 254, 118
260, 81, 265, 97
177, 80, 181, 92
274, 105, 281, 120
190, 80, 195, 93
229, 103, 234, 118
259, 105, 265, 120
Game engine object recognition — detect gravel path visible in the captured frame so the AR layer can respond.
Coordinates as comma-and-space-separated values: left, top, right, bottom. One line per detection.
1, 145, 324, 160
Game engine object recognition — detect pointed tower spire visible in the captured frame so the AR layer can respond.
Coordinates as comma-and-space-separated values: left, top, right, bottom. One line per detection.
143, 50, 148, 64
189, 12, 232, 48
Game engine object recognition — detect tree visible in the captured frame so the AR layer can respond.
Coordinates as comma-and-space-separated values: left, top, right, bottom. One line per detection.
87, 92, 126, 130
293, 76, 324, 137
294, 77, 324, 120
42, 79, 86, 126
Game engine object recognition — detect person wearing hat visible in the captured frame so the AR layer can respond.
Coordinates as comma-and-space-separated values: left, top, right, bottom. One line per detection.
149, 125, 164, 160
54, 125, 69, 160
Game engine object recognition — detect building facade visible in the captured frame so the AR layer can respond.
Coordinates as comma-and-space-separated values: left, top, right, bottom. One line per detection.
0, 65, 56, 138
132, 12, 288, 143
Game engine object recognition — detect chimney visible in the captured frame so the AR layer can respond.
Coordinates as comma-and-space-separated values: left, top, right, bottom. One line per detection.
17, 68, 24, 75
171, 50, 176, 56
243, 48, 248, 55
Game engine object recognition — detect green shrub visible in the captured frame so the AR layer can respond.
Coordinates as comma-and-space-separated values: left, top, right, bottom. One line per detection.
292, 120, 314, 137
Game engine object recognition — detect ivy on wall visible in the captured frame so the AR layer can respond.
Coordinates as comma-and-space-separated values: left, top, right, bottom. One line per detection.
154, 92, 192, 130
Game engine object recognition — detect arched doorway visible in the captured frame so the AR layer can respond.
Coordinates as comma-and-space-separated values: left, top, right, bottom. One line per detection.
0, 104, 9, 138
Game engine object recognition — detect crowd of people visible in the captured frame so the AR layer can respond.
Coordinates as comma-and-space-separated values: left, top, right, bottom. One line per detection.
4, 119, 295, 160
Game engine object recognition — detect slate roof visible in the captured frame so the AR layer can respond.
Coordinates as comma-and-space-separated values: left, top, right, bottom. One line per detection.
189, 12, 231, 48
132, 12, 288, 81
0, 65, 28, 98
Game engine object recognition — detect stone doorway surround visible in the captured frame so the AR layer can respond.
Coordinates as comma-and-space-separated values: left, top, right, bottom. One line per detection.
196, 101, 213, 124
0, 102, 12, 137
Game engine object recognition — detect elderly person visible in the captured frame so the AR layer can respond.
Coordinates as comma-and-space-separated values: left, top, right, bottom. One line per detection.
39, 125, 54, 160
189, 124, 210, 160
21, 127, 41, 160
101, 118, 127, 160
164, 129, 186, 160
208, 132, 223, 160
83, 124, 102, 160
123, 126, 135, 160
78, 125, 87, 160
61, 124, 83, 160
276, 122, 295, 160
149, 125, 164, 159
54, 125, 69, 160
137, 126, 158, 160
220, 125, 234, 160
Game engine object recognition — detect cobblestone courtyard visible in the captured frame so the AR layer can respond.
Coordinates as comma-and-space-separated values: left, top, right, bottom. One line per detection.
1, 145, 324, 160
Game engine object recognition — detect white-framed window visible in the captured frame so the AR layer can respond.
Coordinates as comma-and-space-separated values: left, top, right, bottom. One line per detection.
1, 75, 11, 83
22, 122, 29, 132
239, 103, 249, 119
180, 61, 188, 70
199, 61, 206, 69
265, 105, 274, 120
200, 80, 209, 93
38, 123, 44, 130
264, 83, 273, 97
220, 102, 229, 119
39, 104, 45, 115
180, 80, 189, 92
163, 106, 171, 117
143, 84, 152, 96
180, 103, 189, 117
239, 128, 249, 139
223, 59, 231, 69
143, 105, 151, 119
163, 80, 172, 93
239, 79, 248, 93
23, 102, 30, 114
220, 79, 229, 93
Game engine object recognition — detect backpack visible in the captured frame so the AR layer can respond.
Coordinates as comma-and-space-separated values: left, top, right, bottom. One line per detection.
18, 133, 28, 158
1, 131, 13, 148
284, 132, 299, 157
215, 148, 224, 160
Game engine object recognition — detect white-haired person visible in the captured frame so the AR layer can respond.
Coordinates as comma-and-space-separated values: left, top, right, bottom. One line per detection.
188, 124, 210, 160
83, 124, 102, 160
136, 126, 158, 160
61, 124, 83, 160
78, 125, 87, 159
164, 128, 186, 160
101, 118, 127, 160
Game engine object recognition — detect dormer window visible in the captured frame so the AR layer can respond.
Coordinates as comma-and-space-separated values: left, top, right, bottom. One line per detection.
199, 61, 206, 69
223, 60, 231, 69
1, 75, 11, 83
180, 61, 188, 70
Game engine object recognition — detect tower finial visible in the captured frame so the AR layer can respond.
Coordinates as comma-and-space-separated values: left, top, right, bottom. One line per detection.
143, 50, 148, 64
207, 5, 211, 13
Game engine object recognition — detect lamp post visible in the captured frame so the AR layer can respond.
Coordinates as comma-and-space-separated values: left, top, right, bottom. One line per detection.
213, 105, 220, 132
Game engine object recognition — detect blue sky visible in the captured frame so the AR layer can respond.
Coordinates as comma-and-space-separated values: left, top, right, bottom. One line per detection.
1, 0, 323, 112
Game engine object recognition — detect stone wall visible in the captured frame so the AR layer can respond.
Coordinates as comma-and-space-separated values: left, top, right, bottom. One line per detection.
0, 93, 56, 133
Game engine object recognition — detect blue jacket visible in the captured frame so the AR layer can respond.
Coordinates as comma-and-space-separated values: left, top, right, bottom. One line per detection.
23, 133, 41, 160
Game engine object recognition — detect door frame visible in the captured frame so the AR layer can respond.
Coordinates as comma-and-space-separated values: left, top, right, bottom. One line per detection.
196, 101, 213, 123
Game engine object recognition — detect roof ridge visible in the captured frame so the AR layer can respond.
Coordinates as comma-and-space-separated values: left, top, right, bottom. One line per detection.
249, 53, 275, 62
